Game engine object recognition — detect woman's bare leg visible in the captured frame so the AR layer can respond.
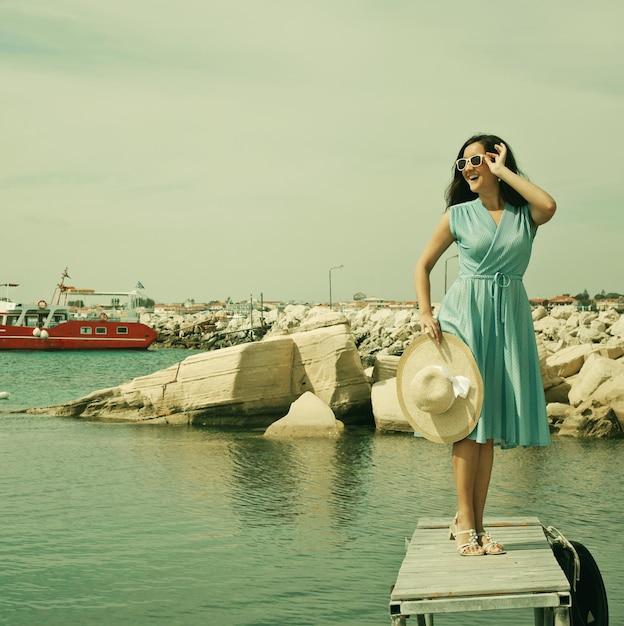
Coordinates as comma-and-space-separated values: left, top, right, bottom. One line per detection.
472, 439, 494, 531
452, 438, 483, 555
471, 439, 505, 553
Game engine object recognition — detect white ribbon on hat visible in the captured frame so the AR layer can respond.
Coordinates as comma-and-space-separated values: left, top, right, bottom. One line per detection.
432, 365, 471, 400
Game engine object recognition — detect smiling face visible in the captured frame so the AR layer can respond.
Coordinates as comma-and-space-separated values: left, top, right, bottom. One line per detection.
461, 142, 498, 195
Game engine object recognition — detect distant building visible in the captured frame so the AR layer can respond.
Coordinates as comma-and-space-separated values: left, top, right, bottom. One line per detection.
596, 298, 624, 312
154, 303, 212, 315
363, 296, 391, 308
341, 297, 418, 310
548, 295, 578, 307
529, 298, 549, 307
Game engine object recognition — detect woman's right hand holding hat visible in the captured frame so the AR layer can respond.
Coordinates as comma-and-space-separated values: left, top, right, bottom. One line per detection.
419, 312, 441, 344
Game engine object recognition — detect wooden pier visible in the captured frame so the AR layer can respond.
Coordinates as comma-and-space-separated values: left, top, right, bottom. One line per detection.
389, 516, 571, 625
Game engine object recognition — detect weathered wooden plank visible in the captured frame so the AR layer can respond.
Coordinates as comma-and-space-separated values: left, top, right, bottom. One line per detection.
416, 515, 542, 529
394, 591, 568, 615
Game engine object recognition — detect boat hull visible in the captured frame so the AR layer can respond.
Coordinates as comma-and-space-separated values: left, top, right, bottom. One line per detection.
0, 320, 157, 350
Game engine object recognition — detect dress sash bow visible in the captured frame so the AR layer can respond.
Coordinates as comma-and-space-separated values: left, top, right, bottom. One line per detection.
460, 272, 522, 335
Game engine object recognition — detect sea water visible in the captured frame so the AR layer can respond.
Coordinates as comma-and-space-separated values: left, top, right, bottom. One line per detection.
0, 350, 621, 625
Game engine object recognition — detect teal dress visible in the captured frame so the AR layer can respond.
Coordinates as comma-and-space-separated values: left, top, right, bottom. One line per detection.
437, 199, 551, 449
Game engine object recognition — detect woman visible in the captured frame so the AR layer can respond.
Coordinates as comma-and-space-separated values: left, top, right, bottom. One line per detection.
414, 133, 556, 556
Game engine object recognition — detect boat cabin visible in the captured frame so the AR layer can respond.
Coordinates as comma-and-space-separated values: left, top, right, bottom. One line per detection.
0, 304, 69, 328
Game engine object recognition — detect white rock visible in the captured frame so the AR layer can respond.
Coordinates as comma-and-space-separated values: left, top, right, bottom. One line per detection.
533, 316, 563, 338
371, 378, 413, 432
544, 381, 571, 404
608, 315, 624, 338
547, 402, 573, 419
591, 372, 624, 425
592, 343, 624, 360
577, 311, 599, 326
550, 305, 577, 320
598, 308, 620, 325
263, 392, 344, 438
591, 320, 607, 333
568, 354, 624, 407
370, 308, 395, 327
577, 325, 606, 344
557, 406, 621, 438
371, 355, 400, 382
546, 344, 595, 378
536, 335, 563, 390
564, 312, 581, 329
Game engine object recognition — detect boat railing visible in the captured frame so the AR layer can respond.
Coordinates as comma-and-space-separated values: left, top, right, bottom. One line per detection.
73, 309, 140, 322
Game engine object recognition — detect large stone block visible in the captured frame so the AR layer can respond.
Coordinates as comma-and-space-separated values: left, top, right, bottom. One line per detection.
371, 378, 413, 432
558, 406, 622, 438
590, 372, 624, 426
608, 315, 624, 338
371, 355, 400, 382
546, 344, 595, 378
568, 354, 624, 407
29, 323, 372, 425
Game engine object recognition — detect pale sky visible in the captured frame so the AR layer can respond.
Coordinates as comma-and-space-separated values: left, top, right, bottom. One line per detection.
3, 1, 623, 306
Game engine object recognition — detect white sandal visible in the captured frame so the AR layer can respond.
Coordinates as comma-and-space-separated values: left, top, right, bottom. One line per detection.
449, 518, 485, 556
478, 530, 506, 555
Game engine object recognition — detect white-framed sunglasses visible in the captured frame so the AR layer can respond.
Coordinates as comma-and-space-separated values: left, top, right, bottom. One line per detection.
456, 154, 486, 171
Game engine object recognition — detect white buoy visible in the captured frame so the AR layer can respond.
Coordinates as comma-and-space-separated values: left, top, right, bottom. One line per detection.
41, 329, 49, 339
33, 328, 41, 337
0, 391, 10, 399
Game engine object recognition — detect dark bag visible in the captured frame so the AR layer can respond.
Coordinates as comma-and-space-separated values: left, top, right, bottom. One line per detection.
544, 526, 609, 626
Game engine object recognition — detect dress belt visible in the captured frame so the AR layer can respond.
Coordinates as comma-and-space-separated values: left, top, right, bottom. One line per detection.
458, 272, 522, 334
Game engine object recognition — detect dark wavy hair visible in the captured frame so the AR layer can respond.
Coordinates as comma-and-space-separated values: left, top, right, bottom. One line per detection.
445, 134, 527, 208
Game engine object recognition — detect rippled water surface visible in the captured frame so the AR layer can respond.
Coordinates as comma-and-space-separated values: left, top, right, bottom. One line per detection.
0, 351, 621, 625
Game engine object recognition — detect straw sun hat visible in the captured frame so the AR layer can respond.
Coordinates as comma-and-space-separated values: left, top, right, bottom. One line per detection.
396, 332, 483, 444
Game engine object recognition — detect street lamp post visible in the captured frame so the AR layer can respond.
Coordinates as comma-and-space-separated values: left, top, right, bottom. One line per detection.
329, 265, 344, 308
444, 254, 458, 294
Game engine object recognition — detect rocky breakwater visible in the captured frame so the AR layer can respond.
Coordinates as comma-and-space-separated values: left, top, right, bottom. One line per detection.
143, 309, 278, 349
143, 303, 421, 356
369, 304, 624, 439
141, 302, 421, 360
534, 305, 624, 438
26, 310, 372, 426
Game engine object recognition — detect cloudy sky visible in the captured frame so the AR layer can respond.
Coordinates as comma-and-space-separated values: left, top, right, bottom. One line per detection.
2, 1, 623, 306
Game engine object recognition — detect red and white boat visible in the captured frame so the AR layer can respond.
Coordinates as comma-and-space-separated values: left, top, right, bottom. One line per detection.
0, 270, 157, 350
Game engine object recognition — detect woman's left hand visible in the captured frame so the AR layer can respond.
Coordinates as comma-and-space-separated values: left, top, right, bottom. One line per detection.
485, 142, 507, 177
